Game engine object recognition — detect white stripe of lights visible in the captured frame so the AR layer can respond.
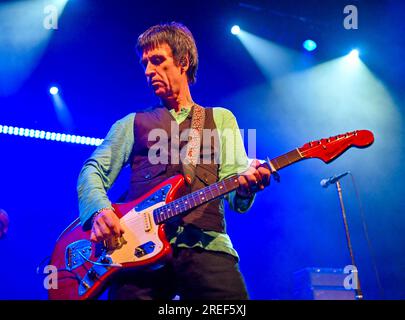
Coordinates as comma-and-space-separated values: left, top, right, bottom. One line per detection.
0, 125, 103, 146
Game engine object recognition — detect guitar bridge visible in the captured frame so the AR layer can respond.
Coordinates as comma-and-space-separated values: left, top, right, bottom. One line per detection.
65, 240, 92, 271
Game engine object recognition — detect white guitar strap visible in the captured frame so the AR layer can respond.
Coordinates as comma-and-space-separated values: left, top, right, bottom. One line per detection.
182, 104, 205, 185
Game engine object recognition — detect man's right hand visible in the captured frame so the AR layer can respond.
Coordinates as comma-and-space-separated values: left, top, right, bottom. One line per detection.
90, 209, 125, 242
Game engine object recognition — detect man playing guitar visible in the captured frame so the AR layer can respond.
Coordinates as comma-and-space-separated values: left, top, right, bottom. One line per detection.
77, 22, 271, 300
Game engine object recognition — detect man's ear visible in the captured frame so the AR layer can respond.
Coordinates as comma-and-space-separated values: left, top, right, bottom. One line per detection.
180, 55, 190, 73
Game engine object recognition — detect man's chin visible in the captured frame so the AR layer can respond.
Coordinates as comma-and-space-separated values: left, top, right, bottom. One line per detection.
153, 89, 168, 98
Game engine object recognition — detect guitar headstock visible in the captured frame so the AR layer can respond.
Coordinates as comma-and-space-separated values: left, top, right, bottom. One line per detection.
298, 130, 374, 163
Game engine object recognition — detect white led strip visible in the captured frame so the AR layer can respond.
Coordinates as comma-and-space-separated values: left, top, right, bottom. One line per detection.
0, 125, 103, 146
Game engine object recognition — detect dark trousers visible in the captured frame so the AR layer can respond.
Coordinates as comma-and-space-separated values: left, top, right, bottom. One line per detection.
108, 247, 249, 300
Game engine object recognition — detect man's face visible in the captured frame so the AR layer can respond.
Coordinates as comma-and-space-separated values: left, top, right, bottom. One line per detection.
141, 43, 185, 99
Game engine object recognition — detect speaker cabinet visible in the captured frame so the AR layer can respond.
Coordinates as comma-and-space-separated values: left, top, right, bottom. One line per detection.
293, 267, 356, 300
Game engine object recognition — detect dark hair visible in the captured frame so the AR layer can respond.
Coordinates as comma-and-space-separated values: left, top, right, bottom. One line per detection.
136, 22, 198, 84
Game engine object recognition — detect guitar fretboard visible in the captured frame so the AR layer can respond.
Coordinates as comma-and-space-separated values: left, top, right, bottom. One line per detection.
153, 175, 239, 224
153, 148, 303, 224
270, 149, 302, 171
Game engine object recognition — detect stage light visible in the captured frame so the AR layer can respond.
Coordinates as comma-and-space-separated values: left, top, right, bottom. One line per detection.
344, 49, 360, 65
49, 86, 59, 95
231, 25, 241, 35
303, 39, 317, 52
235, 30, 304, 79
0, 0, 69, 96
0, 124, 103, 146
348, 49, 359, 59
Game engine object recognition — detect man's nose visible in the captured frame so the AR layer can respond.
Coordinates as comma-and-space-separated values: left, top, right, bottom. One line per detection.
144, 62, 156, 78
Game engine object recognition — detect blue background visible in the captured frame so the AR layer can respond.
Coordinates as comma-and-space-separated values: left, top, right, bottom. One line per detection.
0, 0, 404, 299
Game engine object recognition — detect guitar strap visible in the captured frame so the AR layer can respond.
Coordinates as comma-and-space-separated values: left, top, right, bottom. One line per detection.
182, 104, 205, 185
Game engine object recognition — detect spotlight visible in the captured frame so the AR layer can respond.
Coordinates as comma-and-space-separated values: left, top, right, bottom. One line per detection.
49, 86, 59, 95
303, 39, 317, 52
231, 25, 241, 35
348, 49, 359, 59
346, 49, 360, 64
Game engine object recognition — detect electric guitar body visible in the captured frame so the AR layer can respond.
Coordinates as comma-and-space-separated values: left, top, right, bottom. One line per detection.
49, 175, 186, 300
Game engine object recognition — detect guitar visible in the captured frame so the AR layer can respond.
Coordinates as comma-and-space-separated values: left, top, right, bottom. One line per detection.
48, 129, 374, 300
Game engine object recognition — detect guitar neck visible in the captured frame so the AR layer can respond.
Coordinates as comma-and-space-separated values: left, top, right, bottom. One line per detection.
153, 148, 303, 224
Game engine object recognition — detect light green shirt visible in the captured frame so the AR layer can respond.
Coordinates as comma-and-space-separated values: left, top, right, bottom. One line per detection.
77, 106, 255, 260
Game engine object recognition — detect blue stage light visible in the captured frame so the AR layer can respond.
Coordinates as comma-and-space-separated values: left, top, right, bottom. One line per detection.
348, 49, 359, 58
231, 25, 240, 35
303, 39, 317, 52
49, 86, 59, 95
0, 124, 104, 146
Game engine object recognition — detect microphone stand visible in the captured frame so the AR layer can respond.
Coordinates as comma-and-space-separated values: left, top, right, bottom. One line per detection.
335, 180, 363, 300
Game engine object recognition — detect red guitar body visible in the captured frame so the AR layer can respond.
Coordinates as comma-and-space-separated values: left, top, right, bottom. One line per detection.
49, 175, 186, 300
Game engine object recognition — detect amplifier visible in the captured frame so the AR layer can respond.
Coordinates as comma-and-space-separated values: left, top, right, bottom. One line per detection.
293, 267, 356, 300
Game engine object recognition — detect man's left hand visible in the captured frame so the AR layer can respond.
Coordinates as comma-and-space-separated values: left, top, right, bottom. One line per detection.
236, 159, 271, 198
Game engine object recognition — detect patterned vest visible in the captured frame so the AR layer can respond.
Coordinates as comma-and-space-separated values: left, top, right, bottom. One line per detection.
125, 106, 225, 233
